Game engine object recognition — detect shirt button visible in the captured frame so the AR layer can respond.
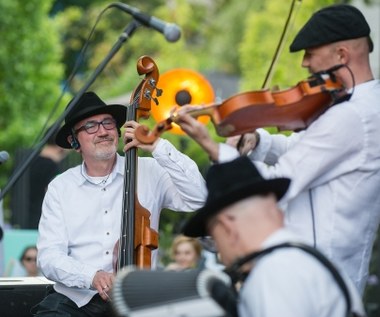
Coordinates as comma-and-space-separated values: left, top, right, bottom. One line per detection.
106, 251, 109, 255
102, 188, 106, 191
106, 232, 110, 235
105, 210, 108, 214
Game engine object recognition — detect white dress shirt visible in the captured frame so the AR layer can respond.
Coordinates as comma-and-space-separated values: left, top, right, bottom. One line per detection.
220, 80, 380, 294
37, 139, 206, 307
239, 229, 365, 317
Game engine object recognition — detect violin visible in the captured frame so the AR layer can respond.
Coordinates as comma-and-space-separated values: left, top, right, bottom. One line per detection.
113, 56, 160, 271
134, 71, 346, 144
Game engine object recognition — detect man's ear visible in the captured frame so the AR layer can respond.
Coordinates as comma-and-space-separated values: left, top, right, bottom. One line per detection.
336, 46, 349, 64
218, 213, 239, 243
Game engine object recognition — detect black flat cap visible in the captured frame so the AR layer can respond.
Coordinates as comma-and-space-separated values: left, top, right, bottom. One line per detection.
290, 4, 373, 53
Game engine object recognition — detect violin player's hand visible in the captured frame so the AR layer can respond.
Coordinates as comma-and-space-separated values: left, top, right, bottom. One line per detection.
92, 270, 115, 302
175, 105, 220, 162
237, 131, 259, 156
174, 105, 208, 141
226, 135, 241, 148
123, 120, 160, 152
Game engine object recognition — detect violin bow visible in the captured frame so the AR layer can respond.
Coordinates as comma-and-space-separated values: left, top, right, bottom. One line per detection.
237, 0, 302, 152
261, 0, 302, 89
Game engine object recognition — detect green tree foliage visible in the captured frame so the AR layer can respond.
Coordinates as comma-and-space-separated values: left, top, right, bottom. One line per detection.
239, 0, 336, 91
0, 0, 64, 191
53, 0, 226, 97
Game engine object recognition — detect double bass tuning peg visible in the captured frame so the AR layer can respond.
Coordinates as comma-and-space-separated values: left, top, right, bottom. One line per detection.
156, 88, 163, 97
152, 88, 163, 105
147, 78, 162, 105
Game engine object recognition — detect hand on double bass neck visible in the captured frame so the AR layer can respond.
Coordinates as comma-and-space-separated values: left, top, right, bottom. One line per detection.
123, 120, 160, 152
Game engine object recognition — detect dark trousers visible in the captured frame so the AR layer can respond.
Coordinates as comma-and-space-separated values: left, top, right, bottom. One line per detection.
31, 286, 114, 317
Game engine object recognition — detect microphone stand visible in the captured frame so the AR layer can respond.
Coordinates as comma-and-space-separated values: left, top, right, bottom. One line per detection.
0, 20, 141, 201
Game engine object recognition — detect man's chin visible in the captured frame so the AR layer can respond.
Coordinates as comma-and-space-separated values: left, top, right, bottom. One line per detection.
94, 147, 117, 160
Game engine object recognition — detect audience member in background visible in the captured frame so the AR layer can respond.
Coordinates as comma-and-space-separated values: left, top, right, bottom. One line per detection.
6, 245, 40, 277
20, 245, 40, 277
166, 234, 203, 271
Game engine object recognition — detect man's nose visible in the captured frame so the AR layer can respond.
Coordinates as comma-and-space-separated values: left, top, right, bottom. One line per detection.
97, 123, 109, 134
301, 57, 309, 69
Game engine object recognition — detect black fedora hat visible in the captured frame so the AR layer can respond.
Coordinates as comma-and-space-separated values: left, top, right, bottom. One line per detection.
290, 4, 373, 53
56, 92, 127, 149
182, 156, 290, 237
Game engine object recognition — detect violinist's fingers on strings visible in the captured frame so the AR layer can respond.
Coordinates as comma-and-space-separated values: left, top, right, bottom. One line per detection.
169, 105, 179, 116
226, 135, 241, 148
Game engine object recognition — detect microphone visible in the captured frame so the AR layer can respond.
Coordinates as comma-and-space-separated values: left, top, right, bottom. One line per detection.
207, 278, 238, 317
112, 267, 233, 317
314, 64, 345, 78
111, 3, 181, 42
0, 151, 9, 165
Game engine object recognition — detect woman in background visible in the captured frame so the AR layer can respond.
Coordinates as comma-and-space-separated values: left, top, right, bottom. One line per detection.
166, 235, 203, 271
6, 245, 40, 277
19, 245, 39, 277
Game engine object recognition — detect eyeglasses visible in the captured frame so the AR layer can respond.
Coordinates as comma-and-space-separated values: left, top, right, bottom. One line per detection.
74, 118, 117, 135
23, 256, 36, 262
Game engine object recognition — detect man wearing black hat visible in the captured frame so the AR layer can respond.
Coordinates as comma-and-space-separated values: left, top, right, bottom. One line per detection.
182, 156, 365, 317
33, 92, 206, 316
175, 4, 380, 296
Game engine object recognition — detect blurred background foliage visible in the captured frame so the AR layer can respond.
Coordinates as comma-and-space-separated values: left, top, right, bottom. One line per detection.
0, 0, 379, 313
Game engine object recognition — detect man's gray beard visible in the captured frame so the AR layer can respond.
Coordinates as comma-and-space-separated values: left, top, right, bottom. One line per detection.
94, 144, 117, 161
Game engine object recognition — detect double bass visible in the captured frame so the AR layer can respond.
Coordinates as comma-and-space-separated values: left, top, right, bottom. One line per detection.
114, 56, 161, 271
